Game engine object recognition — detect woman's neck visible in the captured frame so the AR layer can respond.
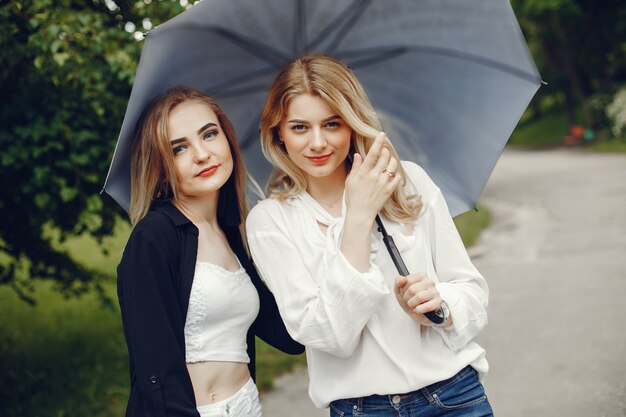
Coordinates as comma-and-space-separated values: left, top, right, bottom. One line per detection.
306, 164, 348, 208
174, 194, 220, 229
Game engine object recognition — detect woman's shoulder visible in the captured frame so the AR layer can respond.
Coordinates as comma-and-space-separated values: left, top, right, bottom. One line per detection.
247, 196, 300, 233
133, 210, 176, 234
125, 209, 180, 252
248, 196, 294, 219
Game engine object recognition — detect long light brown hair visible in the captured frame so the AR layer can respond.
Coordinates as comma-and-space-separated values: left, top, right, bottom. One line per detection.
260, 54, 422, 221
130, 86, 249, 237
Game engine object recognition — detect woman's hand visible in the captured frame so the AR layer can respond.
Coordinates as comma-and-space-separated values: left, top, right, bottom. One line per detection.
340, 132, 402, 272
344, 132, 402, 224
395, 273, 449, 327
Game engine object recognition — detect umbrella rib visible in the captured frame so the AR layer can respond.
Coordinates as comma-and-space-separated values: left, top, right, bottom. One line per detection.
338, 45, 541, 85
307, 0, 372, 52
151, 25, 291, 68
293, 0, 307, 55
239, 109, 264, 150
324, 0, 373, 54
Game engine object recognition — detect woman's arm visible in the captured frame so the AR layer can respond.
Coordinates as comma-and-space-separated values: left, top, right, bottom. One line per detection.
249, 268, 305, 355
405, 161, 489, 351
118, 216, 199, 416
246, 202, 389, 358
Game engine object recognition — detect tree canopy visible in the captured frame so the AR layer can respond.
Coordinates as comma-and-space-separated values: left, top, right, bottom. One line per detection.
0, 0, 184, 302
511, 0, 626, 128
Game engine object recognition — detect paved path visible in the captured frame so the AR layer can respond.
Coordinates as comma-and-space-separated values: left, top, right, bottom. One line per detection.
260, 149, 626, 417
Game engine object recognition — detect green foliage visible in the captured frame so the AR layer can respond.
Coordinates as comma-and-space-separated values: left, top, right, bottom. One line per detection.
511, 0, 626, 130
606, 86, 626, 137
0, 0, 184, 301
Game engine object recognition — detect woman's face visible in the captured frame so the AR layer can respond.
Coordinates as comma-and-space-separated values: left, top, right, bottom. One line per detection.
167, 100, 233, 200
279, 93, 352, 182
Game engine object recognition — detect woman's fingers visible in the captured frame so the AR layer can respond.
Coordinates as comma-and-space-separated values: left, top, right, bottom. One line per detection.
373, 147, 391, 177
361, 132, 386, 168
406, 288, 439, 310
385, 156, 399, 177
413, 297, 443, 315
351, 152, 363, 170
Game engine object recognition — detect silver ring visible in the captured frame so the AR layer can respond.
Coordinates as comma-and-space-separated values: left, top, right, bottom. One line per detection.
383, 169, 395, 178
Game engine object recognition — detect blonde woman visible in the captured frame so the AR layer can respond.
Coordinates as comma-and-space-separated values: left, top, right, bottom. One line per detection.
246, 55, 493, 416
117, 86, 303, 417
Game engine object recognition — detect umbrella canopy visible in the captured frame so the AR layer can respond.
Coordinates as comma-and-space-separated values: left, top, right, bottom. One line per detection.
103, 0, 541, 216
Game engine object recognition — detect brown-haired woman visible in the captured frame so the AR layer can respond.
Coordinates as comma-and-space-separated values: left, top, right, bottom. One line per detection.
246, 55, 493, 416
117, 86, 303, 417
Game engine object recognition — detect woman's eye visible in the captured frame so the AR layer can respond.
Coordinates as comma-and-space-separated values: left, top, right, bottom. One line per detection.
325, 121, 341, 128
203, 130, 218, 140
172, 145, 186, 155
291, 124, 307, 132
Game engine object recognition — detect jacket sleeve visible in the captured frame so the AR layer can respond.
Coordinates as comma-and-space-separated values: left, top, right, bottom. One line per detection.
248, 266, 305, 355
246, 201, 389, 358
117, 217, 199, 417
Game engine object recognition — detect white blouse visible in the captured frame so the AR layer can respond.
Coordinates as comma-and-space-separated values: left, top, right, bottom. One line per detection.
246, 161, 489, 408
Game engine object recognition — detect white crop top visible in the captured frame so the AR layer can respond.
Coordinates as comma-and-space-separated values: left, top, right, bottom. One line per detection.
184, 260, 260, 363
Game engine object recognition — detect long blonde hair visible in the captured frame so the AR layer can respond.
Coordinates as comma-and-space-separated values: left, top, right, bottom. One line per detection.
129, 86, 249, 237
260, 54, 422, 221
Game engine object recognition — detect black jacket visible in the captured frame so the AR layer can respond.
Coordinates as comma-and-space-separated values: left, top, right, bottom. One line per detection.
117, 201, 303, 417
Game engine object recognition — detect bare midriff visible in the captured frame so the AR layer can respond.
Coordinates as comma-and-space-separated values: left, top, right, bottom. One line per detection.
186, 361, 250, 406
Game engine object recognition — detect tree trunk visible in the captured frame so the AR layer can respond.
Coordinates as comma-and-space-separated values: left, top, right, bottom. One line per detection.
579, 0, 613, 94
547, 16, 594, 127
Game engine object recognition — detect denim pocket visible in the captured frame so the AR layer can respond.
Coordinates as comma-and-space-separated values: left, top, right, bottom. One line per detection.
431, 368, 491, 412
329, 401, 346, 417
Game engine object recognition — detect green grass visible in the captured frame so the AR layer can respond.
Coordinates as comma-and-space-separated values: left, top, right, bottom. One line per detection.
508, 111, 568, 148
454, 205, 490, 248
255, 339, 307, 392
508, 110, 626, 153
588, 136, 626, 153
0, 207, 489, 416
0, 283, 129, 417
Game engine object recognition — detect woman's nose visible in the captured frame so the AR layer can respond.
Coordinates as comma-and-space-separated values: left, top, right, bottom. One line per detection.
192, 143, 211, 162
309, 128, 327, 150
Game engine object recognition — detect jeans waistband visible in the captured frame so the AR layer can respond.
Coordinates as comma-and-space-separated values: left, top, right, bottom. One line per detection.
333, 366, 476, 410
196, 378, 257, 417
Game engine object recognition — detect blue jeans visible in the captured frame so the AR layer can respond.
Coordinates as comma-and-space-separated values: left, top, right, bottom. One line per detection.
329, 366, 493, 417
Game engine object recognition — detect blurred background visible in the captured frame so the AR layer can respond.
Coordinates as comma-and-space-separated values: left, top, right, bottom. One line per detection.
1, 1, 625, 416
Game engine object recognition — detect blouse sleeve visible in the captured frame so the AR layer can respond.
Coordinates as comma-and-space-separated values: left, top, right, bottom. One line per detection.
117, 217, 199, 416
246, 201, 389, 358
405, 162, 489, 351
249, 269, 305, 355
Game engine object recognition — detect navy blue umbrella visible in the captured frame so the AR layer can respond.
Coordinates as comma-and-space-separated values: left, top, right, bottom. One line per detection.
103, 0, 541, 217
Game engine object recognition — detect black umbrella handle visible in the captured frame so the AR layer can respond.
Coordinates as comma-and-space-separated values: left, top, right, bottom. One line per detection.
375, 215, 445, 325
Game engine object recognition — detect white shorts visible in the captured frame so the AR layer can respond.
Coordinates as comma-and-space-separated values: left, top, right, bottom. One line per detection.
196, 378, 262, 417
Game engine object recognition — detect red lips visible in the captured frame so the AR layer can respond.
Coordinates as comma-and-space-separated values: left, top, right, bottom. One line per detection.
197, 165, 219, 177
306, 154, 332, 164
